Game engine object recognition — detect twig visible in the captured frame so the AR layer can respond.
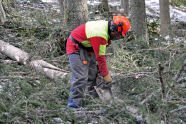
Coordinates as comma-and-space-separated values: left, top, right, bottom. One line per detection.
168, 52, 172, 69
174, 60, 186, 80
73, 108, 106, 116
12, 72, 30, 75
50, 60, 69, 63
141, 89, 161, 104
170, 106, 186, 113
140, 48, 177, 52
135, 73, 159, 81
2, 60, 20, 64
165, 43, 175, 49
41, 65, 70, 73
158, 62, 166, 99
0, 76, 40, 80
110, 66, 122, 70
165, 81, 186, 103
175, 77, 186, 84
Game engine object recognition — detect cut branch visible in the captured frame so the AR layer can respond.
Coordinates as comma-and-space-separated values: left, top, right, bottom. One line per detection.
158, 62, 166, 99
174, 60, 186, 80
175, 77, 186, 84
141, 89, 161, 104
30, 60, 70, 81
170, 106, 186, 113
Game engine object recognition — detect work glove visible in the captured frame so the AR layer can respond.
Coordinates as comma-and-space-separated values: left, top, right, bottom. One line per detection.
103, 74, 112, 83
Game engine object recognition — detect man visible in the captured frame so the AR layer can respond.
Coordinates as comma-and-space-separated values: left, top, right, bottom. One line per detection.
66, 15, 130, 109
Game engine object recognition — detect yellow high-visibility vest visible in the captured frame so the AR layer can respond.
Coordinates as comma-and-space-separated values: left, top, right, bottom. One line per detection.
80, 21, 109, 55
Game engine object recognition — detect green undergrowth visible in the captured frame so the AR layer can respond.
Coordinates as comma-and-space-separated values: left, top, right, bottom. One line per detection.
105, 36, 186, 123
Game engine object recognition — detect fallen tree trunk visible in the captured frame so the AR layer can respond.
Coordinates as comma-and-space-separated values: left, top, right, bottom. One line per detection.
30, 60, 69, 81
0, 40, 28, 65
0, 40, 70, 80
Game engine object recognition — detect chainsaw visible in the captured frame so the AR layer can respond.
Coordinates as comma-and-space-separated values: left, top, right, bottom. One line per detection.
94, 68, 117, 101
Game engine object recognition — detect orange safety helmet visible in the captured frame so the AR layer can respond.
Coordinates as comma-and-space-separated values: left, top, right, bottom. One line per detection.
112, 15, 130, 37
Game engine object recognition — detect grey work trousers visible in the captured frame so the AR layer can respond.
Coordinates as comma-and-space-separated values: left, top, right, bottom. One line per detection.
67, 52, 98, 108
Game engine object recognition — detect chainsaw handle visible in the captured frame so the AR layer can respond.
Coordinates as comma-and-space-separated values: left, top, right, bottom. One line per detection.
96, 80, 105, 88
105, 81, 116, 87
96, 80, 116, 88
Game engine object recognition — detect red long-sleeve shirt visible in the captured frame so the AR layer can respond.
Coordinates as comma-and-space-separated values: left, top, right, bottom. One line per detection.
66, 23, 111, 76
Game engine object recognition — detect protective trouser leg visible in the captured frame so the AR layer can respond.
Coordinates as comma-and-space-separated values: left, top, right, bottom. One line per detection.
67, 52, 89, 109
86, 53, 98, 98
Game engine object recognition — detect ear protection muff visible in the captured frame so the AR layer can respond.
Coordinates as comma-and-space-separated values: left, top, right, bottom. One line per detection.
110, 22, 124, 32
110, 24, 118, 32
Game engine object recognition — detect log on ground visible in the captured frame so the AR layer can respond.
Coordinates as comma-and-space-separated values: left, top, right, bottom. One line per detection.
30, 60, 69, 81
0, 40, 29, 65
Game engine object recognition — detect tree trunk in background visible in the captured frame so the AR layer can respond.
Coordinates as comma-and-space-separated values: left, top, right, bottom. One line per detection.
121, 0, 124, 8
124, 0, 129, 16
159, 0, 170, 36
130, 0, 149, 44
101, 0, 109, 11
58, 0, 89, 31
170, 0, 174, 6
58, 0, 64, 18
121, 0, 129, 16
0, 1, 6, 25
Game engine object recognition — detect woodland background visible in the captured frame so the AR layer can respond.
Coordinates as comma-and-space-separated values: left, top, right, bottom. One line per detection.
0, 0, 186, 123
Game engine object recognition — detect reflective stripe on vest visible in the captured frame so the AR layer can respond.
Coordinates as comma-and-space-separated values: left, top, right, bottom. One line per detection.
81, 21, 109, 55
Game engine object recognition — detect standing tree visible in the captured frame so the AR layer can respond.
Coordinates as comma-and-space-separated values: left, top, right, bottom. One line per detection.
58, 0, 64, 18
170, 0, 174, 6
0, 0, 6, 25
159, 0, 171, 36
121, 0, 129, 16
101, 0, 109, 11
130, 0, 149, 44
58, 0, 89, 31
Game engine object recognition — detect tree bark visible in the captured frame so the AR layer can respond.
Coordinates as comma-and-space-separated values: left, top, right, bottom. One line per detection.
30, 60, 69, 81
159, 0, 171, 36
121, 0, 124, 8
170, 0, 174, 6
101, 0, 109, 11
0, 40, 28, 65
58, 0, 89, 31
158, 62, 166, 99
0, 1, 6, 25
58, 0, 64, 18
130, 0, 149, 44
121, 0, 129, 16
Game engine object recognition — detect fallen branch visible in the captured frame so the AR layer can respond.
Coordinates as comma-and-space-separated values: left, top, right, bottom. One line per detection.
2, 60, 20, 64
141, 88, 161, 104
175, 77, 186, 84
74, 109, 106, 115
174, 60, 186, 80
140, 48, 177, 52
0, 76, 40, 80
158, 62, 166, 99
50, 60, 69, 63
170, 106, 186, 113
30, 60, 69, 81
41, 64, 70, 73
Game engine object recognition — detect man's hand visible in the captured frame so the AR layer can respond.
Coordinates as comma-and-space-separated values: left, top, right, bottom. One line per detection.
103, 74, 112, 83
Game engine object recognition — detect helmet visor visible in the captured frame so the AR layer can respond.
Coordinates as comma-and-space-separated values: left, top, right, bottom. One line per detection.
110, 31, 125, 40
